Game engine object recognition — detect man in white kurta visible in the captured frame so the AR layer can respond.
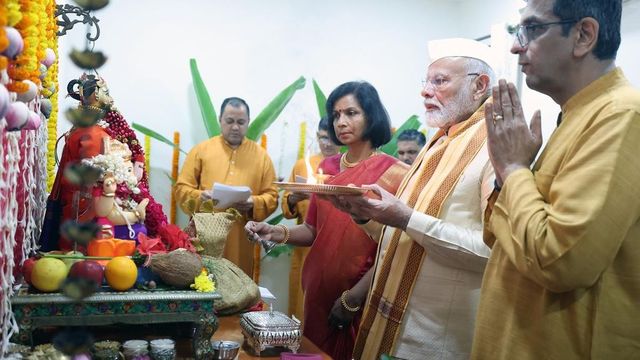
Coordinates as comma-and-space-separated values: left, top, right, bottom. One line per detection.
334, 38, 496, 360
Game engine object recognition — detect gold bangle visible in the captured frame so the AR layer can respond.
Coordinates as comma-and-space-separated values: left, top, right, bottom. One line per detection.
134, 210, 142, 222
102, 192, 115, 197
340, 290, 361, 312
276, 224, 290, 244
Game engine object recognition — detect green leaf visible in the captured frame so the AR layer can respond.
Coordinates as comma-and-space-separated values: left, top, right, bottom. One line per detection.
312, 79, 327, 118
246, 76, 306, 141
379, 115, 422, 157
164, 171, 176, 185
132, 122, 187, 154
190, 58, 220, 138
266, 213, 284, 225
264, 244, 294, 258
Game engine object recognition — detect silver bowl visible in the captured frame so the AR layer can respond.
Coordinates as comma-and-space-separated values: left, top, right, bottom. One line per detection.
211, 340, 240, 360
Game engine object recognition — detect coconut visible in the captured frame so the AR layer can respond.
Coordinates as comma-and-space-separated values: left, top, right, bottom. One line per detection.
150, 249, 202, 288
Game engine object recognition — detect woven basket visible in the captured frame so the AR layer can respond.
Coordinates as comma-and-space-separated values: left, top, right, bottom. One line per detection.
185, 209, 240, 258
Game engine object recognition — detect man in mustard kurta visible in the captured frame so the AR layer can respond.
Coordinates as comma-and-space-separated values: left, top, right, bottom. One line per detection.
175, 97, 278, 277
473, 1, 640, 358
282, 116, 339, 320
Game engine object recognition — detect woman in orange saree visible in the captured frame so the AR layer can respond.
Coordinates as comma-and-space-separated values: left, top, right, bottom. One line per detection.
246, 81, 408, 360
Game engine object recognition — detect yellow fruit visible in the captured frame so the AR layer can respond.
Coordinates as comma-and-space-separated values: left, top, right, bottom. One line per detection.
104, 256, 138, 291
31, 258, 69, 292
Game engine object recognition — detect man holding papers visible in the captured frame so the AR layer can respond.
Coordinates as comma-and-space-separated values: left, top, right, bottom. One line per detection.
175, 97, 278, 276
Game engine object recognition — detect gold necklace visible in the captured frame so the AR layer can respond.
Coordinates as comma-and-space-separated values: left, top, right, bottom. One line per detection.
340, 151, 378, 168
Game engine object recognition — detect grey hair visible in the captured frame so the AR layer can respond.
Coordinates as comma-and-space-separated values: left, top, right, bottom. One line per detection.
463, 57, 496, 98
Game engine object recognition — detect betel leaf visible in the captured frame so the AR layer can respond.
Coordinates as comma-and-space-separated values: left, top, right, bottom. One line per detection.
132, 122, 186, 154
190, 58, 220, 137
246, 76, 306, 141
379, 115, 421, 156
312, 78, 327, 118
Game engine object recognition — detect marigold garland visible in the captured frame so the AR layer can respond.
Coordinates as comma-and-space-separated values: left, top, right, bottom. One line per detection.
6, 0, 22, 27
43, 0, 58, 191
0, 0, 8, 67
170, 131, 180, 224
144, 135, 151, 181
0, 28, 8, 54
1, 1, 58, 355
298, 122, 306, 160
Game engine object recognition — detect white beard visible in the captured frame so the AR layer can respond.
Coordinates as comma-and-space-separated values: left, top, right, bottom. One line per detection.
425, 85, 475, 129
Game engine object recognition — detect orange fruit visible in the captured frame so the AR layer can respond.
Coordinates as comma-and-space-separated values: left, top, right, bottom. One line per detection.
104, 256, 138, 291
31, 258, 68, 292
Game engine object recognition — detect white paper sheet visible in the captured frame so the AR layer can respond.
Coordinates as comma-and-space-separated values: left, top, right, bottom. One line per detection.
212, 182, 251, 209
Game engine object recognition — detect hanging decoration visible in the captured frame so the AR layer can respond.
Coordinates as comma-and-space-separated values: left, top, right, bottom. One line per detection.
144, 134, 151, 182
297, 122, 306, 160
170, 131, 180, 224
0, 0, 58, 355
54, 3, 105, 69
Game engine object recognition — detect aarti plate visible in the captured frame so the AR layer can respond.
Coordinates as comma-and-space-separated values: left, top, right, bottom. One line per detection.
274, 182, 367, 195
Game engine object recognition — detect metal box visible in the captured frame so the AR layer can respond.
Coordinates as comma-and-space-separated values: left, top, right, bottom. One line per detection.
239, 310, 301, 356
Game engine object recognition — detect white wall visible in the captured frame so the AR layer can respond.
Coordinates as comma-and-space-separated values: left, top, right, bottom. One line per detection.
56, 0, 639, 312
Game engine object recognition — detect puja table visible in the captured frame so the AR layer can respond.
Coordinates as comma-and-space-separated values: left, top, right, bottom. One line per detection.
213, 315, 332, 359
10, 286, 221, 359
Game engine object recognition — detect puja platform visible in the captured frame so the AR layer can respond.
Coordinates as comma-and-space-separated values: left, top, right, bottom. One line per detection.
10, 287, 221, 359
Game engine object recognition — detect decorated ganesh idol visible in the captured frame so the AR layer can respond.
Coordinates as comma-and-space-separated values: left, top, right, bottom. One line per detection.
83, 137, 150, 241
41, 73, 168, 251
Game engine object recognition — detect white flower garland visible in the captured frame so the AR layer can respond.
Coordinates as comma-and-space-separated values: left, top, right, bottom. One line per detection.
0, 120, 21, 356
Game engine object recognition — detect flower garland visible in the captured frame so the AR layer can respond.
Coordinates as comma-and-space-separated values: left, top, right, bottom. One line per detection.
0, 0, 8, 71
170, 131, 179, 224
298, 122, 306, 160
43, 0, 57, 190
144, 135, 151, 181
1, 1, 56, 356
6, 0, 22, 27
7, 0, 42, 93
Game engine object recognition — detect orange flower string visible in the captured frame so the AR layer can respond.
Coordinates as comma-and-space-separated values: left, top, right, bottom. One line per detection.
170, 132, 180, 224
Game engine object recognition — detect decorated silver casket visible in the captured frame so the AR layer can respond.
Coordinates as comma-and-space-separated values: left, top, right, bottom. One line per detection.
239, 310, 301, 355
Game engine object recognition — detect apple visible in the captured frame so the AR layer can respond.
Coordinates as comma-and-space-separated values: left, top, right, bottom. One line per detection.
22, 257, 37, 284
63, 251, 84, 270
68, 260, 104, 287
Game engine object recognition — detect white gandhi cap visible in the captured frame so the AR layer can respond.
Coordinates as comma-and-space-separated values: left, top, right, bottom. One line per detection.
427, 37, 497, 71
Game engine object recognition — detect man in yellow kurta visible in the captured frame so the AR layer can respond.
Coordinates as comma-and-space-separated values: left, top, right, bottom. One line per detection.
175, 97, 278, 277
472, 1, 640, 358
282, 116, 339, 320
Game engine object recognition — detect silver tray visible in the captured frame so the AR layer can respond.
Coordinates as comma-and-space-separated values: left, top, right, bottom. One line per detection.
240, 311, 301, 355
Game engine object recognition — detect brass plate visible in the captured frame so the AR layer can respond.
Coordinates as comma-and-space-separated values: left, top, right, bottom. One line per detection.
274, 182, 367, 195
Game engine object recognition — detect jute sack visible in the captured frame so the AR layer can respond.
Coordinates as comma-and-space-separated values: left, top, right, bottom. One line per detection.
201, 255, 260, 314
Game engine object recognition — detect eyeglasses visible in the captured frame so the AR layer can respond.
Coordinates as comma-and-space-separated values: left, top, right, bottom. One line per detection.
421, 73, 480, 91
511, 19, 578, 47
